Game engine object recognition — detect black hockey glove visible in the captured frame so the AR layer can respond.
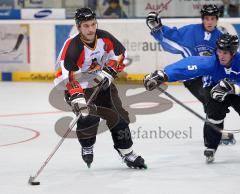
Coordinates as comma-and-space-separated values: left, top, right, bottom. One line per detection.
98, 66, 117, 91
144, 70, 168, 91
146, 11, 162, 31
69, 93, 89, 116
210, 78, 240, 102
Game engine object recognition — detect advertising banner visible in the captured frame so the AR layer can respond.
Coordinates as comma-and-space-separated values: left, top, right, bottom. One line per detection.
21, 9, 65, 19
0, 9, 21, 19
15, 0, 62, 8
0, 24, 30, 72
135, 0, 223, 17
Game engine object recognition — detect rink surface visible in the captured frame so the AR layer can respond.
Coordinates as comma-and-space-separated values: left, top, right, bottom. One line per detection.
0, 82, 239, 194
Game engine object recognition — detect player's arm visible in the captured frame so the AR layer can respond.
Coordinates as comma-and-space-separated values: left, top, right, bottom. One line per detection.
155, 25, 194, 57
146, 12, 192, 43
144, 56, 215, 91
164, 56, 214, 82
146, 12, 193, 57
62, 40, 88, 116
99, 30, 127, 72
97, 30, 127, 90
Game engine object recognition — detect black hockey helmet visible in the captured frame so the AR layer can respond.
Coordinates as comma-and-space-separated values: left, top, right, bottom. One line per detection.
200, 4, 220, 19
75, 7, 96, 25
216, 33, 239, 54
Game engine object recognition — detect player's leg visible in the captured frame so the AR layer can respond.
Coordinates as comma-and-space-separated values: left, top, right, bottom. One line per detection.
76, 115, 100, 167
218, 94, 238, 145
202, 87, 235, 145
223, 94, 240, 145
203, 89, 231, 163
76, 88, 101, 168
230, 95, 240, 115
105, 84, 147, 169
183, 77, 205, 104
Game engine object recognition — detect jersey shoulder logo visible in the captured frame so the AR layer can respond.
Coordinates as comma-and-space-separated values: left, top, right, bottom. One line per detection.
224, 67, 240, 75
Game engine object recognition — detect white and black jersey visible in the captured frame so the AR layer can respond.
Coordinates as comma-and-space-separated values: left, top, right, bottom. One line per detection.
54, 29, 126, 93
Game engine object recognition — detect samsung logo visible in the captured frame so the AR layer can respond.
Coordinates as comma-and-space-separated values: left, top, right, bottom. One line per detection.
34, 10, 52, 18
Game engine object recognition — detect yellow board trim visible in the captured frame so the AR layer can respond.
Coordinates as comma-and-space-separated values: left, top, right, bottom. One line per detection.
12, 72, 55, 82
1, 72, 182, 85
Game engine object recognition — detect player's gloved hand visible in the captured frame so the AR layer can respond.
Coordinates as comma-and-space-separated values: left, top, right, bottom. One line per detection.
146, 11, 162, 31
210, 78, 240, 102
144, 70, 167, 91
69, 93, 89, 116
97, 66, 117, 91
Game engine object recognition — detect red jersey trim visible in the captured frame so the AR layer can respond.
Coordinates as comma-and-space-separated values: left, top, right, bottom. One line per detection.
102, 37, 114, 53
60, 38, 73, 60
77, 50, 85, 68
66, 72, 83, 96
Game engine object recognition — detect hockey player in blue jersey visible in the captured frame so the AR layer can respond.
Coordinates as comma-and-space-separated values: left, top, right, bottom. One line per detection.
146, 4, 222, 101
146, 4, 236, 145
146, 4, 222, 58
143, 33, 240, 163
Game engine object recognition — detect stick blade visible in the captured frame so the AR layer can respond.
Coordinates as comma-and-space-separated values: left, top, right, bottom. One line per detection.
0, 49, 11, 55
13, 34, 24, 51
28, 176, 40, 186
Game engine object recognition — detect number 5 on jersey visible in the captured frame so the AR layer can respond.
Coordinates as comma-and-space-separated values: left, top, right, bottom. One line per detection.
187, 65, 197, 70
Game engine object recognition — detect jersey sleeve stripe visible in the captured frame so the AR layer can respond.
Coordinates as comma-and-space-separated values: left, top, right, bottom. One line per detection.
102, 37, 114, 53
60, 37, 73, 60
77, 50, 85, 68
162, 36, 192, 57
55, 68, 62, 78
66, 71, 83, 95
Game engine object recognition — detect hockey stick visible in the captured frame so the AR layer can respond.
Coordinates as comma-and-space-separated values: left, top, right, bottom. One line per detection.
28, 83, 103, 186
0, 34, 24, 55
157, 86, 240, 134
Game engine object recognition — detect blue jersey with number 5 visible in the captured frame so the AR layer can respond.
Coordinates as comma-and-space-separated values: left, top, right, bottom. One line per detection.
164, 53, 240, 87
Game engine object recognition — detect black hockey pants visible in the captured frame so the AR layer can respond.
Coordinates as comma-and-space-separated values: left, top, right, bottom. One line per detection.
203, 87, 240, 150
76, 83, 133, 149
183, 77, 206, 105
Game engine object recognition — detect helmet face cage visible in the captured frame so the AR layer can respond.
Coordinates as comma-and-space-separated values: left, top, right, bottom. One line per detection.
200, 4, 220, 18
75, 8, 96, 25
216, 34, 239, 54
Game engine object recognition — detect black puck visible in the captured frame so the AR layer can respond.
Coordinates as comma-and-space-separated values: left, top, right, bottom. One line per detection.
28, 176, 40, 186
30, 181, 40, 186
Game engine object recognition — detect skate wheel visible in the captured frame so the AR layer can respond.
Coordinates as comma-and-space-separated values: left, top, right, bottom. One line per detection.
206, 157, 214, 164
231, 140, 236, 145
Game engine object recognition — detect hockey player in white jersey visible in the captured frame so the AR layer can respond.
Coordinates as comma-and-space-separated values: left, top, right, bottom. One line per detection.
54, 7, 146, 169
